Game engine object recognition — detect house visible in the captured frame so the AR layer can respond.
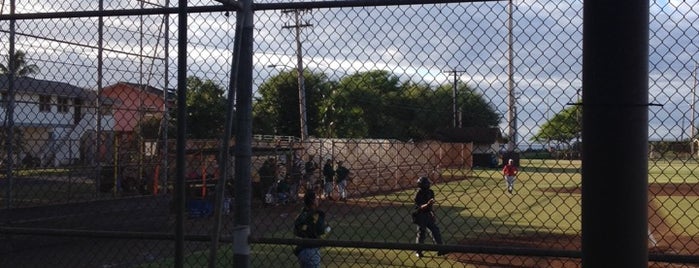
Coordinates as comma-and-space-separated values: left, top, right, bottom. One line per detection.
99, 82, 174, 161
99, 82, 173, 134
0, 75, 115, 167
434, 127, 504, 167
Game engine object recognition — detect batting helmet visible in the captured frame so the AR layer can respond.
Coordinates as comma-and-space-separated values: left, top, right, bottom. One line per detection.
417, 176, 431, 189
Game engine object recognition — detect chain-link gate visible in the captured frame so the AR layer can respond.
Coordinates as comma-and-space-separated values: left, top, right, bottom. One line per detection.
0, 0, 698, 267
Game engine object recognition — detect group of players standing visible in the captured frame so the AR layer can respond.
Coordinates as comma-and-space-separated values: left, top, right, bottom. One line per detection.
257, 153, 351, 206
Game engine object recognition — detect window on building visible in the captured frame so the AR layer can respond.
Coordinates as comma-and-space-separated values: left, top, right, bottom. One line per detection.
100, 104, 112, 115
57, 97, 70, 113
39, 95, 52, 112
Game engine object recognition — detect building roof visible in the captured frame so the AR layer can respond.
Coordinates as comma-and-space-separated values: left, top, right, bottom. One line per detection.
0, 74, 93, 99
434, 127, 503, 144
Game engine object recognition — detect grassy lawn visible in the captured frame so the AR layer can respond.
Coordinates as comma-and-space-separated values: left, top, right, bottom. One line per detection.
7, 159, 697, 267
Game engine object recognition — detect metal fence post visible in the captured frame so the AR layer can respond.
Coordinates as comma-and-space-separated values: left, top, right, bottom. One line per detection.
175, 0, 188, 266
233, 0, 254, 267
581, 0, 649, 267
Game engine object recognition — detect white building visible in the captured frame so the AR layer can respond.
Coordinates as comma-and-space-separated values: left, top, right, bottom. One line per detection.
0, 75, 115, 167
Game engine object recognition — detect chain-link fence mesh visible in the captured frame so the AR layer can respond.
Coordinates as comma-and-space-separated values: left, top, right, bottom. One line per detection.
0, 0, 698, 267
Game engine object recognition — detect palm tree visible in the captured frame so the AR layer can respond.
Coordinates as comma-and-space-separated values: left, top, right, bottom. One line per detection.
0, 50, 39, 77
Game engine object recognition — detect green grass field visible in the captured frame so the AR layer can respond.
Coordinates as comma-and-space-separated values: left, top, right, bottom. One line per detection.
139, 159, 699, 267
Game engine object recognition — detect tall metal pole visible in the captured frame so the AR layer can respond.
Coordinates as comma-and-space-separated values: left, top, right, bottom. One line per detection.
283, 9, 312, 140
506, 0, 516, 152
582, 0, 648, 267
233, 0, 254, 266
4, 0, 16, 210
162, 0, 170, 194
692, 62, 697, 155
96, 0, 103, 196
175, 0, 188, 266
453, 72, 457, 128
209, 5, 241, 267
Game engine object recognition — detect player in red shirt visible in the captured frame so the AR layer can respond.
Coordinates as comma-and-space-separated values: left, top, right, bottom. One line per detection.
502, 159, 518, 194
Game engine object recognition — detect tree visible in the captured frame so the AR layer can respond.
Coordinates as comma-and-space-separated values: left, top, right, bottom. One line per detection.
169, 76, 227, 139
432, 83, 500, 128
335, 70, 406, 139
253, 70, 332, 137
0, 127, 26, 167
0, 50, 36, 167
254, 69, 501, 140
0, 50, 39, 77
531, 102, 581, 154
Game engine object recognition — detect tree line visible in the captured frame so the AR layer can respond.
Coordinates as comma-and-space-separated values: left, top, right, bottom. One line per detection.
158, 70, 503, 141
0, 50, 589, 145
252, 69, 500, 141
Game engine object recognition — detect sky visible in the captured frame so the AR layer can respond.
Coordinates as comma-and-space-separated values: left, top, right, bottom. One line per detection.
0, 0, 698, 149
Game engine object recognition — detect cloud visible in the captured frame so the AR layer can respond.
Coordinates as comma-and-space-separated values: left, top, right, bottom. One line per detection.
1, 0, 697, 145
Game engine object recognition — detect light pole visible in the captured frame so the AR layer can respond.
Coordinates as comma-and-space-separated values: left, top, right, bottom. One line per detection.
268, 63, 307, 140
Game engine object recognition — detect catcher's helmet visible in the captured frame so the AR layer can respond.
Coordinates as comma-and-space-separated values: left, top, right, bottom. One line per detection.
417, 176, 431, 189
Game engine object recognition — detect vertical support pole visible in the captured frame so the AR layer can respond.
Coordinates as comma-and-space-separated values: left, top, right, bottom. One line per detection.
208, 5, 241, 267
233, 0, 254, 267
506, 0, 516, 152
95, 0, 103, 197
162, 0, 171, 195
691, 63, 696, 155
175, 0, 188, 267
453, 73, 457, 128
4, 0, 16, 211
581, 1, 649, 267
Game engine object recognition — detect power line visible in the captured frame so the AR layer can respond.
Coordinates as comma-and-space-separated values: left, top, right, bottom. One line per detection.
0, 28, 165, 60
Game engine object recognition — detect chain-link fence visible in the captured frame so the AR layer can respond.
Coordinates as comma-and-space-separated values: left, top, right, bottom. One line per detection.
0, 0, 698, 267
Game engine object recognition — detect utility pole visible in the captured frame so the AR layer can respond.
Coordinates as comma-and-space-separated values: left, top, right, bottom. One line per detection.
443, 69, 467, 128
692, 62, 697, 156
506, 0, 517, 153
282, 9, 312, 140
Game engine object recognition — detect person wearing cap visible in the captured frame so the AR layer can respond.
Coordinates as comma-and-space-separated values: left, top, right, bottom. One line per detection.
334, 160, 350, 201
502, 158, 518, 194
322, 158, 335, 200
293, 191, 330, 268
413, 176, 444, 258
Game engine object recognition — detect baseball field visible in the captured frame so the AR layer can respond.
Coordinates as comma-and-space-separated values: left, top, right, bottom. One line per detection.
140, 159, 699, 267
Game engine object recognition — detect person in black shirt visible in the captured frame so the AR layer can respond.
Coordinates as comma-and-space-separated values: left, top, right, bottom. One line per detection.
335, 161, 350, 201
413, 176, 444, 258
293, 191, 330, 267
322, 159, 335, 200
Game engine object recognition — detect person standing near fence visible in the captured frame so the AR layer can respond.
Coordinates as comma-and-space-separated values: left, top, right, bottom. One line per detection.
335, 160, 350, 201
276, 175, 291, 205
502, 158, 518, 194
304, 154, 320, 196
258, 157, 277, 205
412, 176, 444, 258
293, 191, 330, 268
322, 158, 335, 200
289, 153, 305, 202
